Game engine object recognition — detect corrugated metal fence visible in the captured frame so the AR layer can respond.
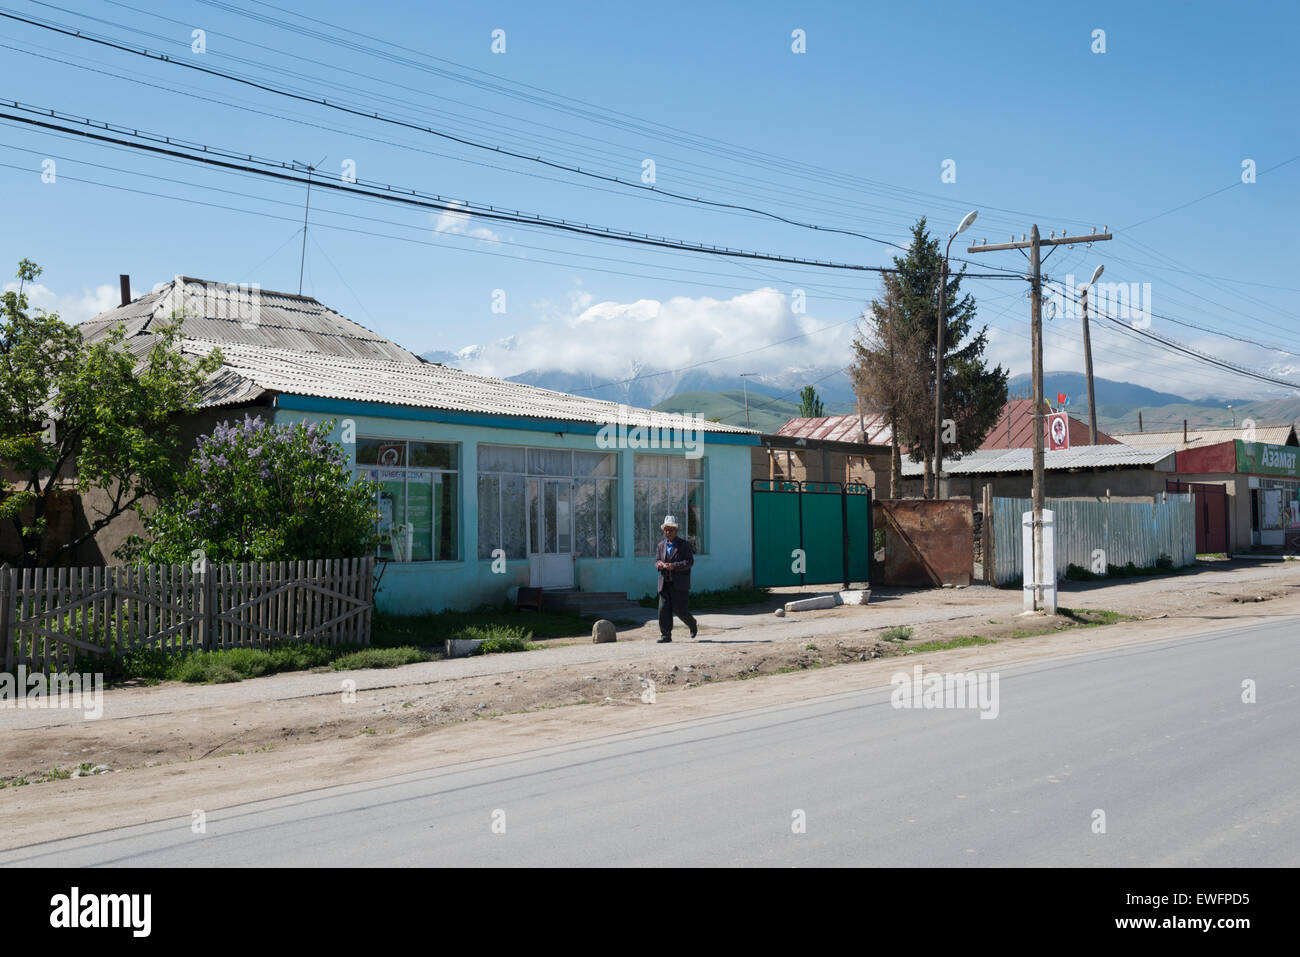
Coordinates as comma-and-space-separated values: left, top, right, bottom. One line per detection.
990, 496, 1195, 585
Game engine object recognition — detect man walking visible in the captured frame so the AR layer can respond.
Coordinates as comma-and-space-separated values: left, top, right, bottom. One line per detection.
654, 515, 697, 643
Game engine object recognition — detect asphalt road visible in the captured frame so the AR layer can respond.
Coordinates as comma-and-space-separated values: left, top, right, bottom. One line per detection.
5, 615, 1298, 866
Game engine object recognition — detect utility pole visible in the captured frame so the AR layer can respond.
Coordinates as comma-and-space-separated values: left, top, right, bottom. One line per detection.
297, 166, 314, 296
967, 226, 1112, 611
1079, 264, 1104, 445
296, 155, 327, 296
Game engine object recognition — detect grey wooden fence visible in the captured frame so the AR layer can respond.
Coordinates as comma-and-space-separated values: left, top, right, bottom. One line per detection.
990, 495, 1196, 586
0, 557, 373, 673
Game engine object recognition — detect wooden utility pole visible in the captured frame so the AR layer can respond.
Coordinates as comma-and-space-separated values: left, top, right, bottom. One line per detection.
1080, 286, 1099, 444
967, 227, 1112, 610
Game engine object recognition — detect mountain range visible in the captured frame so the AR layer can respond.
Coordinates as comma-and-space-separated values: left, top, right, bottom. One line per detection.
421, 349, 1299, 436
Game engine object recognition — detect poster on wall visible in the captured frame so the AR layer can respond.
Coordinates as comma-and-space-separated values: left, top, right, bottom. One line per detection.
1047, 411, 1070, 451
406, 470, 433, 562
378, 470, 406, 561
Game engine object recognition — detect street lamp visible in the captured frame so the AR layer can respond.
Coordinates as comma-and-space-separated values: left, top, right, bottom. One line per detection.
933, 209, 978, 496
1077, 264, 1104, 445
739, 372, 758, 428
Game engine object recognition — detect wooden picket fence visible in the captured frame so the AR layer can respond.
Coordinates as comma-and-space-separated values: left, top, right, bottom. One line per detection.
0, 557, 374, 674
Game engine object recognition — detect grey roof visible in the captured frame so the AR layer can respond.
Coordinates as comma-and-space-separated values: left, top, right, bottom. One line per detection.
1110, 424, 1297, 450
900, 444, 1177, 476
79, 276, 422, 363
181, 340, 759, 434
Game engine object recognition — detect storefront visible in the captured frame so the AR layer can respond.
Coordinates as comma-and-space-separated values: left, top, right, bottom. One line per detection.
1169, 439, 1300, 552
1236, 441, 1300, 547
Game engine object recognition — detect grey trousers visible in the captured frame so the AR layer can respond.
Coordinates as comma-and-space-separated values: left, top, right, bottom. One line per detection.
658, 587, 696, 637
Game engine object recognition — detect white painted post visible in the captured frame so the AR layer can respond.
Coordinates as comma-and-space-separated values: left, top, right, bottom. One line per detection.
1023, 508, 1058, 613
1022, 511, 1035, 611
1041, 508, 1057, 614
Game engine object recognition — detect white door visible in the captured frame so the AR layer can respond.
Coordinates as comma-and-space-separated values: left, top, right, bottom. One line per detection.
528, 478, 575, 587
1261, 488, 1284, 546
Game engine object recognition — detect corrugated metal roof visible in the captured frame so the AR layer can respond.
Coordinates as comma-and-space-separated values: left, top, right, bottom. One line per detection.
980, 398, 1118, 449
1110, 424, 1297, 450
79, 276, 422, 363
181, 341, 758, 433
900, 444, 1177, 475
775, 412, 893, 445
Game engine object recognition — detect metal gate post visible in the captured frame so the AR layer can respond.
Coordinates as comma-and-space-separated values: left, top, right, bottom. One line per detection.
796, 481, 804, 586
841, 486, 850, 589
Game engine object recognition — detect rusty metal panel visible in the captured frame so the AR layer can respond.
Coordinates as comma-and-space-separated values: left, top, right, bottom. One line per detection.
877, 499, 973, 586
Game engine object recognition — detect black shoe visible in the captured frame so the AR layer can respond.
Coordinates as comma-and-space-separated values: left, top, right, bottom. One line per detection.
657, 636, 673, 643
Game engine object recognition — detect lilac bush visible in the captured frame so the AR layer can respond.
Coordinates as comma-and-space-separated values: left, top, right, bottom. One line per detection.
125, 415, 379, 563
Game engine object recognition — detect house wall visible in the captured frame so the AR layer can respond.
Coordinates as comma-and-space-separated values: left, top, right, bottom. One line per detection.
900, 467, 1170, 501
752, 447, 889, 490
278, 402, 757, 614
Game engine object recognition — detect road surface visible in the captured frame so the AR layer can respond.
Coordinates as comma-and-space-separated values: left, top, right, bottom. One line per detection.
4, 616, 1297, 866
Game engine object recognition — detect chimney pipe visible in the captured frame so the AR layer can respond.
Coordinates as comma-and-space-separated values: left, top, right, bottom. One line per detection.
1183, 419, 1188, 444
1138, 411, 1143, 432
119, 274, 131, 307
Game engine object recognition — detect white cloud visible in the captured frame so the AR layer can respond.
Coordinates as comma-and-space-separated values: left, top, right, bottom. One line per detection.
3, 281, 119, 324
454, 287, 854, 382
984, 321, 1296, 401
431, 201, 500, 242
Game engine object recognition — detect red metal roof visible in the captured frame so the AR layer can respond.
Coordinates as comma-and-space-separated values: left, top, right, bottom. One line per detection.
979, 398, 1117, 450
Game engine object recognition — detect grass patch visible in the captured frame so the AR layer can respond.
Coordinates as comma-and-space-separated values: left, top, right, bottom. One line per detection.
372, 605, 597, 647
106, 640, 433, 684
331, 646, 434, 671
880, 625, 913, 642
1064, 553, 1177, 580
636, 584, 769, 610
1058, 607, 1134, 626
906, 636, 996, 653
464, 624, 539, 655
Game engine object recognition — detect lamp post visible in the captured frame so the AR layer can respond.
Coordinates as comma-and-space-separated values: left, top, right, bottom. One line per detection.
739, 372, 757, 428
933, 209, 978, 496
1077, 264, 1104, 445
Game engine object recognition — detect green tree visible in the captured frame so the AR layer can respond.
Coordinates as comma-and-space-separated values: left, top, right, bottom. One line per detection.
124, 415, 380, 564
850, 220, 1007, 497
798, 386, 826, 418
1, 260, 222, 567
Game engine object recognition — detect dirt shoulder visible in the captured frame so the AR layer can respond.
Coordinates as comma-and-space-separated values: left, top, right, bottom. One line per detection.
2, 558, 1298, 849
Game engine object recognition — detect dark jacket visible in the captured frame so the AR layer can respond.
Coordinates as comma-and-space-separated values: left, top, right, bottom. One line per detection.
654, 536, 695, 593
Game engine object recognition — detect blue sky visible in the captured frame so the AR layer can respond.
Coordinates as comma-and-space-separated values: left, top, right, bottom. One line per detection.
2, 0, 1297, 415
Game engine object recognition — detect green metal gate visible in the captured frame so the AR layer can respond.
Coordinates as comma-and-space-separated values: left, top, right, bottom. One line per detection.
751, 481, 872, 587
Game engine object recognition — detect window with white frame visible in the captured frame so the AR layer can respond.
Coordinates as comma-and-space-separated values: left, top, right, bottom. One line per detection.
357, 439, 459, 561
477, 445, 619, 559
634, 454, 704, 555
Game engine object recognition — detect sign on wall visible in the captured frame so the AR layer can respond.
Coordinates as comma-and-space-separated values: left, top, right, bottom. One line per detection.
1235, 440, 1300, 477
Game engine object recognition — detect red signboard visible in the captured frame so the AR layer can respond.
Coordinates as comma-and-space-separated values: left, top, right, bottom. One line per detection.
1047, 411, 1070, 451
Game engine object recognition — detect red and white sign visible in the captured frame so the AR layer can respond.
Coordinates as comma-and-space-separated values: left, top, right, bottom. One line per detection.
1047, 411, 1070, 451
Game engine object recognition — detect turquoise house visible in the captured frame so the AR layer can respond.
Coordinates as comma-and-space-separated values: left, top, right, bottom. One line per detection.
184, 341, 760, 613
79, 276, 759, 611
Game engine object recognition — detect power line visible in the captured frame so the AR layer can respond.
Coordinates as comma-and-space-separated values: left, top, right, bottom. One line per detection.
0, 7, 1034, 280
0, 107, 903, 276
183, 0, 1094, 231
1122, 154, 1300, 231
